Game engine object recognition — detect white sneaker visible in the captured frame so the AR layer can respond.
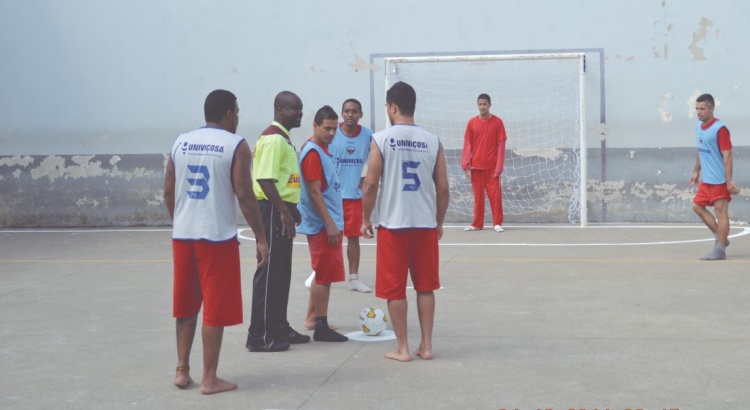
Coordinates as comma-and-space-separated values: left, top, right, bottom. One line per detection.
304, 271, 315, 290
348, 279, 373, 293
493, 225, 504, 232
464, 226, 480, 231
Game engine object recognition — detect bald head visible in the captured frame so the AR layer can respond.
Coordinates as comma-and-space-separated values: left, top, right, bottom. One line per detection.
273, 91, 303, 130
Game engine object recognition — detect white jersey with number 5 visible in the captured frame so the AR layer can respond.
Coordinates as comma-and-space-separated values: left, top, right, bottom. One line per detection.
372, 124, 441, 229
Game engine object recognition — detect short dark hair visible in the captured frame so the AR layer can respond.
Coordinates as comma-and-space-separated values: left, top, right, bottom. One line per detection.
696, 93, 715, 109
314, 105, 338, 125
386, 81, 416, 116
341, 98, 362, 112
477, 93, 491, 104
204, 89, 237, 123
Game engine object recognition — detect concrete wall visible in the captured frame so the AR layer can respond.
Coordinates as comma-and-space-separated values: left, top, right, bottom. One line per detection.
1, 0, 748, 227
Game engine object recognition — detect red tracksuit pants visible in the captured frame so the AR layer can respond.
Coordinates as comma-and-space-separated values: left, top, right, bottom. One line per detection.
470, 169, 503, 228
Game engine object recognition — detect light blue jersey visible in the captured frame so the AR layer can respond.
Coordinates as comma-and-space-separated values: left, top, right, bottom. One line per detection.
329, 124, 372, 199
297, 141, 344, 235
696, 119, 727, 184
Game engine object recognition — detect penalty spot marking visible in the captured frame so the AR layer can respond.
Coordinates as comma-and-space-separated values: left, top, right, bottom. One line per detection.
344, 330, 396, 342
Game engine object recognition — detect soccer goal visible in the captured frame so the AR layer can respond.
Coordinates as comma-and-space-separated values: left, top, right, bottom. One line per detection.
383, 53, 587, 226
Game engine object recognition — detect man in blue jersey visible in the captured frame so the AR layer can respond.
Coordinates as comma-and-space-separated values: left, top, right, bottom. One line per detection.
690, 93, 740, 260
298, 106, 349, 342
304, 99, 373, 295
165, 89, 269, 394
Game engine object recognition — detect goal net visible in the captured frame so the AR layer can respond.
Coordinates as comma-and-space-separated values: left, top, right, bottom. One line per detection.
384, 53, 587, 226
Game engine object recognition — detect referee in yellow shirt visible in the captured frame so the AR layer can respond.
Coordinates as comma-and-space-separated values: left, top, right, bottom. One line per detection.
246, 91, 309, 352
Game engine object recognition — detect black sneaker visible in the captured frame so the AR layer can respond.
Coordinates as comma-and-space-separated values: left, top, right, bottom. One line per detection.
246, 338, 291, 352
277, 329, 311, 344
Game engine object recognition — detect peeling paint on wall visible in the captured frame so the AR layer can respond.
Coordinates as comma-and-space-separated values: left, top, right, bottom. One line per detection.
348, 54, 379, 72
512, 148, 564, 160
26, 155, 160, 183
688, 17, 713, 61
658, 92, 674, 123
0, 155, 35, 167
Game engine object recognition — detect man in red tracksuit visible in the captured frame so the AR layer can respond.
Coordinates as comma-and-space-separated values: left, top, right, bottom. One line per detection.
461, 93, 507, 232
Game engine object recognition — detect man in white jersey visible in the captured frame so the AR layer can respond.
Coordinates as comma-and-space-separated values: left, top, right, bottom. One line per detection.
164, 89, 269, 394
690, 93, 740, 260
362, 81, 450, 362
304, 98, 373, 294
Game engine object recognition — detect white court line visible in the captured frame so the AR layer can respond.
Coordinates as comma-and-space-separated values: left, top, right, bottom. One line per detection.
237, 227, 750, 247
2, 226, 747, 247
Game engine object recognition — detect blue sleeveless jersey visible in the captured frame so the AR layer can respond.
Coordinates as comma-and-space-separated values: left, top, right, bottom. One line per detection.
329, 125, 372, 199
696, 120, 726, 184
297, 141, 344, 234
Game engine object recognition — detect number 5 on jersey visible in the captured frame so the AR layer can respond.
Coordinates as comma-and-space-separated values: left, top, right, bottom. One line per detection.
402, 161, 421, 191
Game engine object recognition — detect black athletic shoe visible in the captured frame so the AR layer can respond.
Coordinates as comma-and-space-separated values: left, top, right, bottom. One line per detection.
277, 329, 311, 344
246, 338, 291, 352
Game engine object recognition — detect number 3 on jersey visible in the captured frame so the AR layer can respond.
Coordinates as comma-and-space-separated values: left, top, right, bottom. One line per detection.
187, 165, 210, 199
402, 161, 421, 191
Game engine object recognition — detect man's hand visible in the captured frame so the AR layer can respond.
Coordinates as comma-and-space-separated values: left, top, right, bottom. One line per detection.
436, 225, 444, 240
326, 223, 341, 246
728, 180, 740, 195
361, 221, 374, 239
690, 171, 700, 186
256, 240, 270, 269
464, 168, 471, 179
280, 207, 296, 238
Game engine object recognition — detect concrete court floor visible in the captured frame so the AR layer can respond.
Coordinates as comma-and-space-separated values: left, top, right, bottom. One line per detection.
1, 224, 749, 410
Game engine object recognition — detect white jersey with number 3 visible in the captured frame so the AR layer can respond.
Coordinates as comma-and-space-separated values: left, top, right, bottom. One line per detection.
372, 124, 441, 229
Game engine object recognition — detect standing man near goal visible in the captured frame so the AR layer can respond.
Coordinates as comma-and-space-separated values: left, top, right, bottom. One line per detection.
691, 93, 740, 260
246, 91, 310, 352
362, 81, 450, 362
165, 89, 269, 394
461, 93, 507, 232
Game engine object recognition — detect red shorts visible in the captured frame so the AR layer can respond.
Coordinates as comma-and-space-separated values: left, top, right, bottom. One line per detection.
694, 182, 731, 206
375, 227, 440, 300
308, 230, 346, 284
172, 239, 243, 327
343, 199, 363, 237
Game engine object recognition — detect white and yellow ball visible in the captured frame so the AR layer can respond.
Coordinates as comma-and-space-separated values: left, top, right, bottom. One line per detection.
358, 306, 388, 336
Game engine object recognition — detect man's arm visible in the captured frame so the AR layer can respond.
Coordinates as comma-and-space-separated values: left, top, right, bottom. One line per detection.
461, 121, 473, 178
306, 179, 341, 246
494, 120, 507, 178
164, 156, 176, 220
233, 140, 269, 268
257, 179, 296, 238
721, 149, 740, 195
361, 140, 382, 238
690, 153, 701, 185
433, 142, 450, 240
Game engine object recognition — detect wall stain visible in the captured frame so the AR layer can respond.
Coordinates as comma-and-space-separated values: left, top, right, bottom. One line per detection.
688, 17, 713, 61
348, 54, 379, 72
27, 155, 160, 183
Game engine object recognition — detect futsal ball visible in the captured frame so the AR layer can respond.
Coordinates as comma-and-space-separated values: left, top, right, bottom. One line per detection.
358, 306, 388, 336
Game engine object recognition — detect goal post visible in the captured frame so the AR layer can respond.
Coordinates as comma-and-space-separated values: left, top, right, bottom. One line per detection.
383, 53, 587, 226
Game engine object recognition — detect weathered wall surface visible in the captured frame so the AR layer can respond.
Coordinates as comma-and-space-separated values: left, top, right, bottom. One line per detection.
0, 155, 169, 227
2, 149, 747, 227
1, 0, 748, 226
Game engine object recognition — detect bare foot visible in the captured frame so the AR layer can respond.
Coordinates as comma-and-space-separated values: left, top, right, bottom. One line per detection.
200, 377, 238, 395
174, 366, 193, 388
385, 350, 412, 362
414, 347, 434, 360
303, 321, 336, 330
